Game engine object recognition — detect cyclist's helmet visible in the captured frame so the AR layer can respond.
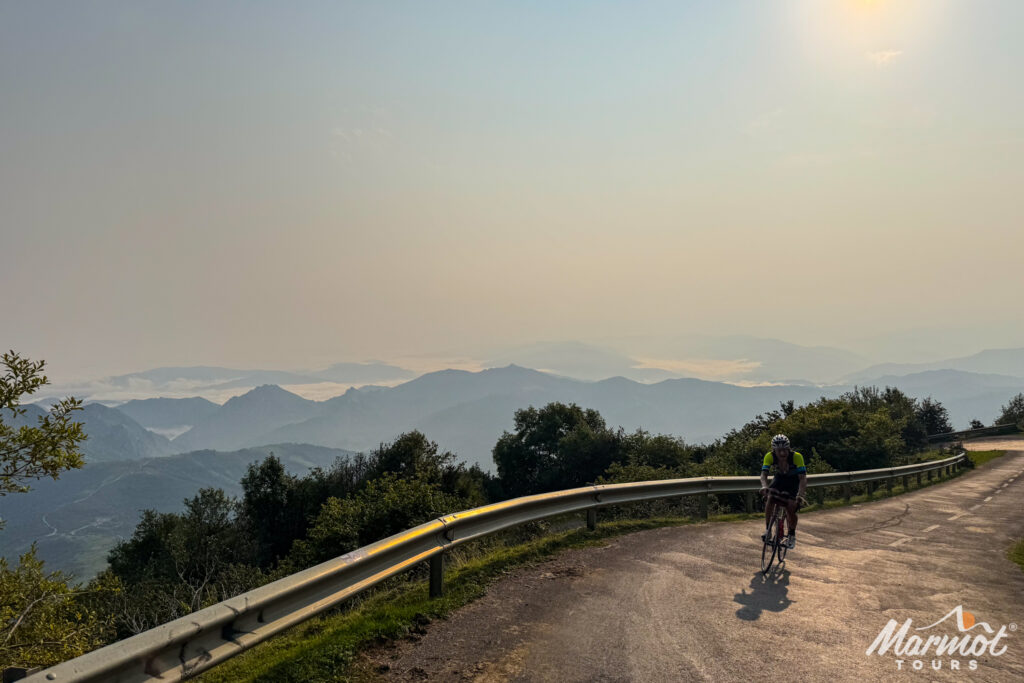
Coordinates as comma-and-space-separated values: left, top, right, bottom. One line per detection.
771, 434, 791, 450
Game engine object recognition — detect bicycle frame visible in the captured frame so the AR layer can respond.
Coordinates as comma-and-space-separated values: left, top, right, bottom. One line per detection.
761, 491, 793, 573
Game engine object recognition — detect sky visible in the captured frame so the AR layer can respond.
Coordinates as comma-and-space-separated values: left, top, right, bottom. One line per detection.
2, 1, 1023, 381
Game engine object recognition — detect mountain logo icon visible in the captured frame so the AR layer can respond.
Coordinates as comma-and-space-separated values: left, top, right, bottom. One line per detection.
915, 605, 994, 634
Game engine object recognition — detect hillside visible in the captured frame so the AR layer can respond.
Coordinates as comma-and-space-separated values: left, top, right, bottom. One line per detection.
115, 396, 220, 429
0, 443, 354, 579
6, 403, 176, 462
844, 347, 1024, 382
171, 385, 323, 452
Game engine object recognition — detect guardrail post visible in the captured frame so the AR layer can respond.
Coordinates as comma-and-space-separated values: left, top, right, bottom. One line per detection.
429, 553, 444, 598
744, 491, 754, 513
902, 475, 909, 490
927, 469, 933, 482
866, 481, 874, 498
843, 483, 851, 502
916, 472, 922, 486
586, 508, 597, 531
699, 492, 709, 519
886, 477, 893, 494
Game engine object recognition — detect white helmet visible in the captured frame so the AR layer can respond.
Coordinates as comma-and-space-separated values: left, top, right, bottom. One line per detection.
771, 434, 791, 450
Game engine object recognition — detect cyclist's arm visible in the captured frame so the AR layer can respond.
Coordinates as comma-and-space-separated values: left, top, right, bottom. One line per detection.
794, 452, 808, 500
760, 453, 772, 491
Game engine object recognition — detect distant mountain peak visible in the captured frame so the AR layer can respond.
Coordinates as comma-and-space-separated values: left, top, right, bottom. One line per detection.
251, 383, 293, 394
219, 384, 312, 409
485, 363, 541, 374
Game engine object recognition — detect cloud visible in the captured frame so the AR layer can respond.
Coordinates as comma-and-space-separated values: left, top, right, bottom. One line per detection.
866, 50, 903, 66
632, 357, 762, 381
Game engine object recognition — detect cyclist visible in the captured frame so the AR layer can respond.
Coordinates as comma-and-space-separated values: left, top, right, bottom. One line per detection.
760, 434, 807, 549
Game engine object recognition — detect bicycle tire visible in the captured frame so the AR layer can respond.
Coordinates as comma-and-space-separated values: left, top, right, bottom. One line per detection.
761, 536, 776, 573
776, 515, 788, 563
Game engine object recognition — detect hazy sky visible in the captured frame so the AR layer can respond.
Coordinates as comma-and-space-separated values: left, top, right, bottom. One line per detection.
3, 1, 1023, 380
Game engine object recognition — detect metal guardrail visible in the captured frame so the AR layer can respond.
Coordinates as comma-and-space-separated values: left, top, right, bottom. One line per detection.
24, 453, 967, 683
926, 422, 1020, 443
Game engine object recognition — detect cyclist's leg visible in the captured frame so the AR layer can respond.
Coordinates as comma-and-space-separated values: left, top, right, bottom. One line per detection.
764, 475, 782, 533
784, 496, 798, 547
762, 493, 776, 541
785, 497, 798, 531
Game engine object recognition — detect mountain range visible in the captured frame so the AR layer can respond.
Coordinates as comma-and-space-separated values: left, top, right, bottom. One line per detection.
29, 361, 417, 405
156, 365, 1019, 470
843, 347, 1024, 383
14, 352, 1023, 473
5, 343, 1022, 579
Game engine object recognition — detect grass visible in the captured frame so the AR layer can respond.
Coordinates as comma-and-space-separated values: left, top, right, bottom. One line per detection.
915, 448, 946, 461
199, 456, 990, 682
1009, 539, 1024, 575
966, 450, 1006, 468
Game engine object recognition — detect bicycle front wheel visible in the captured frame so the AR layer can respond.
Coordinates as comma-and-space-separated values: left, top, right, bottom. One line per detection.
761, 534, 776, 574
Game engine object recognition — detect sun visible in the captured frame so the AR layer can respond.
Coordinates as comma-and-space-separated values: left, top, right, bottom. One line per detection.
788, 0, 945, 72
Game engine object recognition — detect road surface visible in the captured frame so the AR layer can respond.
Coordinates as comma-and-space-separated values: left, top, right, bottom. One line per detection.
367, 445, 1024, 682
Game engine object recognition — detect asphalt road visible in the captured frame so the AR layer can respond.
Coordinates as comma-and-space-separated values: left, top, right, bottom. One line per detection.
369, 447, 1024, 682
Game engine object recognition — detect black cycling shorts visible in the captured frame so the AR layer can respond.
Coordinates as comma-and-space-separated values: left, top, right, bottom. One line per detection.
769, 473, 800, 498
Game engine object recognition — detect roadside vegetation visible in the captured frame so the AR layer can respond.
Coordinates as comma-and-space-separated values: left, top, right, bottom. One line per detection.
3, 350, 1022, 674
965, 450, 1007, 468
1009, 539, 1024, 575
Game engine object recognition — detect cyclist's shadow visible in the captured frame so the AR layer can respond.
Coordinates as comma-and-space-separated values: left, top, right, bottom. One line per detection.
733, 568, 792, 621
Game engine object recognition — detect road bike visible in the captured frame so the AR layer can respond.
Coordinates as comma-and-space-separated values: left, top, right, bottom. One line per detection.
760, 489, 803, 574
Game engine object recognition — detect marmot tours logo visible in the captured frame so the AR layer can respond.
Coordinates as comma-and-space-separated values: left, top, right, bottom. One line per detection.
866, 605, 1016, 672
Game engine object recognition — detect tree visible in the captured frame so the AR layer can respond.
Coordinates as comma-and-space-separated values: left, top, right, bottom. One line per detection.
239, 455, 304, 568
0, 353, 100, 670
284, 473, 464, 570
0, 547, 116, 670
1, 351, 86, 500
598, 432, 696, 483
105, 488, 261, 634
366, 431, 455, 484
493, 403, 623, 498
995, 393, 1024, 427
969, 419, 985, 430
915, 397, 953, 436
168, 488, 248, 613
620, 431, 695, 472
